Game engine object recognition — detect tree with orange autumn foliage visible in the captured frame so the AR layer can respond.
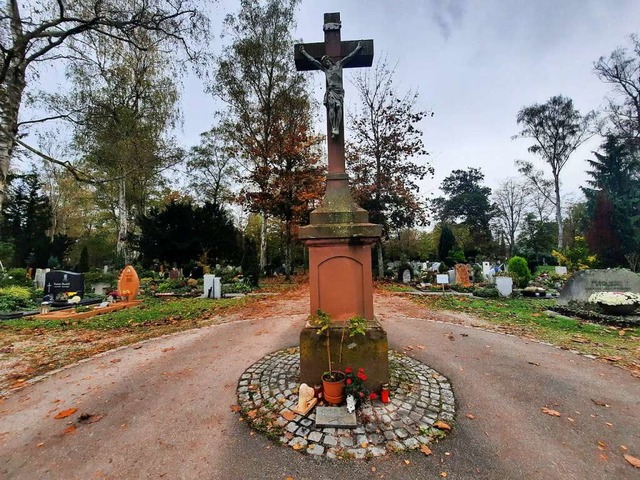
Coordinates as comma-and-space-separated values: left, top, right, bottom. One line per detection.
347, 59, 433, 277
212, 0, 306, 273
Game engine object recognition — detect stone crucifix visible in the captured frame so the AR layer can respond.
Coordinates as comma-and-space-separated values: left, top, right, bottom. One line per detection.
295, 12, 373, 176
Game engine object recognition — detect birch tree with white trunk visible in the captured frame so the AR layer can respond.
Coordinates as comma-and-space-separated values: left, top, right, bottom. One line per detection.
0, 0, 209, 211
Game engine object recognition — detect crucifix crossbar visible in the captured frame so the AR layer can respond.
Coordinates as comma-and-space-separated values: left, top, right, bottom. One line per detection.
294, 12, 373, 177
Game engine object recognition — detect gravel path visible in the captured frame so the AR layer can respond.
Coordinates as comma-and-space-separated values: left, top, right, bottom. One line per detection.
0, 292, 638, 479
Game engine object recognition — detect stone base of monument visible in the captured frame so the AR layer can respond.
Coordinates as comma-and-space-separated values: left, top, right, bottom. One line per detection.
299, 321, 388, 390
237, 347, 456, 458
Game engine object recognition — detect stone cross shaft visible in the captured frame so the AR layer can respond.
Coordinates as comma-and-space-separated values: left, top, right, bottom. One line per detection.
295, 12, 373, 179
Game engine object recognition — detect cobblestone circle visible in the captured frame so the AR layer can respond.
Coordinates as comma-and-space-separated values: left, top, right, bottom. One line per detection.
236, 347, 456, 458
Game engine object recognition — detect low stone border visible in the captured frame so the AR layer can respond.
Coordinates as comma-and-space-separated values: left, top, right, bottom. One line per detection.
236, 348, 456, 458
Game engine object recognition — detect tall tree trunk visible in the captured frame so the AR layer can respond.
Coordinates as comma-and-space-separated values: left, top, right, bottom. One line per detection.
376, 239, 384, 278
0, 64, 26, 212
117, 175, 129, 263
554, 175, 563, 249
284, 221, 291, 281
260, 210, 267, 274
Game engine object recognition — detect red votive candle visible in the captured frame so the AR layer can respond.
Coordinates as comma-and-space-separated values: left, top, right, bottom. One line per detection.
381, 383, 390, 403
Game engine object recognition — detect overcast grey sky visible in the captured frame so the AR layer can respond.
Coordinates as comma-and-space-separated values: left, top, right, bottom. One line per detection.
180, 0, 640, 207
27, 1, 640, 211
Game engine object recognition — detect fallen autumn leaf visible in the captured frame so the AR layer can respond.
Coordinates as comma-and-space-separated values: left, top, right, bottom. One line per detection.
434, 420, 452, 431
420, 445, 433, 456
54, 408, 77, 419
623, 454, 640, 468
541, 407, 561, 417
282, 411, 297, 421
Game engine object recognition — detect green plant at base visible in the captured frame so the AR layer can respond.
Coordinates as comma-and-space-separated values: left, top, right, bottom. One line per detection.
472, 286, 499, 298
348, 316, 367, 337
311, 310, 338, 380
508, 256, 532, 288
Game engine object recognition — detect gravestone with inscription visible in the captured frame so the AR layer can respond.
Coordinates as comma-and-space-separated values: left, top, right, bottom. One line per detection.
44, 271, 84, 299
558, 268, 640, 305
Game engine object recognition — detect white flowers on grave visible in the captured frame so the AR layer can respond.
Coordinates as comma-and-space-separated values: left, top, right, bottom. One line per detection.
588, 291, 640, 306
346, 394, 356, 413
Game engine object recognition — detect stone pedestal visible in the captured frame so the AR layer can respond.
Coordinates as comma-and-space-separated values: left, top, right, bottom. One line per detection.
299, 321, 389, 390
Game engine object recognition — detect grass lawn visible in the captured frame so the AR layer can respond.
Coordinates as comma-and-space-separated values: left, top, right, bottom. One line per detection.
0, 276, 307, 393
411, 294, 640, 375
0, 296, 262, 392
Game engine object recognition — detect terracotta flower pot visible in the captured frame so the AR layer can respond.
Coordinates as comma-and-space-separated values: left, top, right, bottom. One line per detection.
322, 371, 346, 405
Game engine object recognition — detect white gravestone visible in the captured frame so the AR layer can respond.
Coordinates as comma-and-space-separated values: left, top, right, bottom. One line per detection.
402, 269, 411, 283
448, 269, 456, 284
203, 275, 222, 299
495, 276, 513, 297
555, 266, 568, 275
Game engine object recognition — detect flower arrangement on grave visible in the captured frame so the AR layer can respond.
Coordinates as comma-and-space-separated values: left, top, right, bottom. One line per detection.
588, 291, 640, 306
588, 291, 640, 315
344, 366, 375, 412
120, 289, 131, 302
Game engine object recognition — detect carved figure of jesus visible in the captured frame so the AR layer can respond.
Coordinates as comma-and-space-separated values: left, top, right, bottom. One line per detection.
299, 41, 363, 137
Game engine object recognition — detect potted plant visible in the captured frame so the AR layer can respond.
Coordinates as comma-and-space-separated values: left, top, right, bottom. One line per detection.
588, 291, 640, 315
313, 310, 346, 404
312, 312, 368, 405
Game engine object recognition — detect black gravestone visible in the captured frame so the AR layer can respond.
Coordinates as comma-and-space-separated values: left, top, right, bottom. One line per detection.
44, 271, 85, 299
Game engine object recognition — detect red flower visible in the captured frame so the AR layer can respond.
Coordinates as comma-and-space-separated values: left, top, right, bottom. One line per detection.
369, 392, 379, 400
345, 366, 353, 374
357, 372, 367, 381
359, 392, 365, 398
346, 378, 352, 385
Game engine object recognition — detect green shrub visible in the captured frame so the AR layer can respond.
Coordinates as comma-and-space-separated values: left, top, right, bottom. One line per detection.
222, 282, 252, 294
84, 270, 117, 285
0, 286, 34, 311
0, 268, 32, 287
473, 286, 499, 298
156, 279, 189, 293
508, 256, 532, 288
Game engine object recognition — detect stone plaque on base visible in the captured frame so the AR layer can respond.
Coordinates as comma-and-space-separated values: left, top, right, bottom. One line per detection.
315, 406, 357, 428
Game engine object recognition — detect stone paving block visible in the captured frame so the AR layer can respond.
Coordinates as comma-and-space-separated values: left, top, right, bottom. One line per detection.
383, 430, 397, 441
285, 422, 298, 433
403, 437, 420, 449
368, 446, 386, 457
340, 437, 354, 447
387, 440, 405, 451
364, 423, 378, 433
307, 444, 325, 455
308, 431, 323, 443
323, 435, 338, 447
289, 437, 307, 449
347, 448, 367, 459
